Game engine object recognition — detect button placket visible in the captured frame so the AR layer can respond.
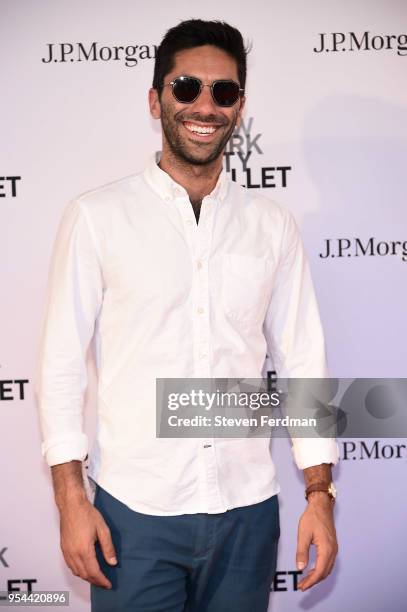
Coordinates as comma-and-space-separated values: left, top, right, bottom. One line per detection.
197, 438, 224, 513
172, 193, 223, 511
194, 201, 221, 511
193, 201, 215, 378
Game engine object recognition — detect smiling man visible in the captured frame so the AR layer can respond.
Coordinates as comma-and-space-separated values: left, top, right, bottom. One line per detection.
149, 37, 245, 223
35, 19, 339, 612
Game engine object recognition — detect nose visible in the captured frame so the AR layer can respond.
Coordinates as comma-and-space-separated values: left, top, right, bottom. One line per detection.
190, 84, 219, 116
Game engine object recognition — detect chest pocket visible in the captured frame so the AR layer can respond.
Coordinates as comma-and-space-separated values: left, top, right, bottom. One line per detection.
221, 253, 271, 327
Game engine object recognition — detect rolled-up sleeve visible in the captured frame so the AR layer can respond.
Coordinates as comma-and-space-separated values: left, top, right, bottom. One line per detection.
263, 208, 339, 470
34, 198, 104, 467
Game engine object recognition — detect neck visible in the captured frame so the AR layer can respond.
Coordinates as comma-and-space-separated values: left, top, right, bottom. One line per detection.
158, 142, 223, 202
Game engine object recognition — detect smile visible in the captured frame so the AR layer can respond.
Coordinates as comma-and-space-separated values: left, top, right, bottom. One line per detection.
182, 121, 220, 137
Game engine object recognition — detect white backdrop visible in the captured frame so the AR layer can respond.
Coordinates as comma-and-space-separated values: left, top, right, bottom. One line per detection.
1, 0, 406, 610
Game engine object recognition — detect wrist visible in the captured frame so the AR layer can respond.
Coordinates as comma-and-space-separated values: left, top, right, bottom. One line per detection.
307, 490, 335, 505
51, 461, 87, 509
55, 482, 88, 509
305, 480, 337, 503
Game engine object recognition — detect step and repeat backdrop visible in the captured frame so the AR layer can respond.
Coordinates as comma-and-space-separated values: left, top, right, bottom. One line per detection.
1, 0, 406, 610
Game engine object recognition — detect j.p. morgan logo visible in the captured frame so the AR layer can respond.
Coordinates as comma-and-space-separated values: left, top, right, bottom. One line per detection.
319, 237, 407, 262
314, 31, 407, 56
341, 440, 407, 460
224, 117, 292, 189
41, 42, 157, 67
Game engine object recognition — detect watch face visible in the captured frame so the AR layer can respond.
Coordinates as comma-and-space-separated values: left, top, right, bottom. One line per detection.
328, 482, 337, 498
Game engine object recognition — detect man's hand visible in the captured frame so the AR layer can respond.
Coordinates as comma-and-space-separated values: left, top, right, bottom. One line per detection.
51, 461, 117, 590
296, 492, 338, 591
59, 495, 117, 589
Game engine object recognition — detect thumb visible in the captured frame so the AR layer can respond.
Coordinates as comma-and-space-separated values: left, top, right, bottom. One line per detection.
97, 522, 118, 565
296, 528, 311, 571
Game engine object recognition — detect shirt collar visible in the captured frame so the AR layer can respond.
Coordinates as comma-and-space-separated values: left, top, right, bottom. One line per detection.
142, 151, 230, 203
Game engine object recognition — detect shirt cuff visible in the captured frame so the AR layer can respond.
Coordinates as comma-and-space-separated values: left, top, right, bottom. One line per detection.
41, 433, 89, 467
291, 438, 340, 470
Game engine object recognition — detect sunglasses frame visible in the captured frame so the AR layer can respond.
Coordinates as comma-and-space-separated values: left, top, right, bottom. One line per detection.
163, 75, 244, 107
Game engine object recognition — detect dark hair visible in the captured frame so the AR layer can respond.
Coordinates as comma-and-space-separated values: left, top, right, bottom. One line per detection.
153, 19, 249, 93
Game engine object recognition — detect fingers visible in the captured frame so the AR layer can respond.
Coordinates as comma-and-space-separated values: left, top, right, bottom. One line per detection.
296, 528, 311, 573
64, 550, 91, 584
64, 545, 113, 589
82, 548, 113, 589
97, 521, 118, 566
297, 545, 337, 591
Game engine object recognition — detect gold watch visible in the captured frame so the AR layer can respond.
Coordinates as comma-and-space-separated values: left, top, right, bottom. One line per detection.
305, 481, 337, 502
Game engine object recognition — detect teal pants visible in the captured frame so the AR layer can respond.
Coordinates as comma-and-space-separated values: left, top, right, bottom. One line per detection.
91, 484, 280, 612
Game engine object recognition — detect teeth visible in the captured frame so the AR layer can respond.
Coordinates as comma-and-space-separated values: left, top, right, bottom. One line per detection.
184, 123, 216, 134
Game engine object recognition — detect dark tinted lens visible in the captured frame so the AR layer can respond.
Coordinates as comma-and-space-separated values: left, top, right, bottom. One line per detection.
212, 81, 240, 106
172, 77, 201, 103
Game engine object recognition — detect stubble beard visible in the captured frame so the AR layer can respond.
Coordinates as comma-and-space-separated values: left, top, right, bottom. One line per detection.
160, 103, 239, 167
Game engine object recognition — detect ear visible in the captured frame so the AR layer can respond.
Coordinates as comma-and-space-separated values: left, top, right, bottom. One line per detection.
235, 95, 246, 129
149, 87, 161, 119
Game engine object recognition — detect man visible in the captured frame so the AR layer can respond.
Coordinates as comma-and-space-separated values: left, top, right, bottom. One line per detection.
35, 19, 339, 612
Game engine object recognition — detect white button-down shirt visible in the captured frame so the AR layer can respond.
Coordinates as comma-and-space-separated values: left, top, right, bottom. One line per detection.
35, 153, 339, 515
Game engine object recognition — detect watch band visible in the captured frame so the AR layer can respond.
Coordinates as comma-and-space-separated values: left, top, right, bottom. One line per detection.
305, 481, 336, 502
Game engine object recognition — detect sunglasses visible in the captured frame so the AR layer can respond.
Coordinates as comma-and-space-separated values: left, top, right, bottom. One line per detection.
163, 76, 244, 107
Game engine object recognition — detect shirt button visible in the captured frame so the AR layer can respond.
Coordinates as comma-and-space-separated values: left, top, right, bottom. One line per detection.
197, 307, 204, 314
186, 219, 194, 226
199, 352, 207, 359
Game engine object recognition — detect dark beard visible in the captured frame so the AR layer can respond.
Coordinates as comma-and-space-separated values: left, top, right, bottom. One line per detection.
160, 106, 238, 166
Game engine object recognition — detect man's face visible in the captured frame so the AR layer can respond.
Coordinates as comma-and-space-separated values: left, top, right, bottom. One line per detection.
149, 45, 245, 166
